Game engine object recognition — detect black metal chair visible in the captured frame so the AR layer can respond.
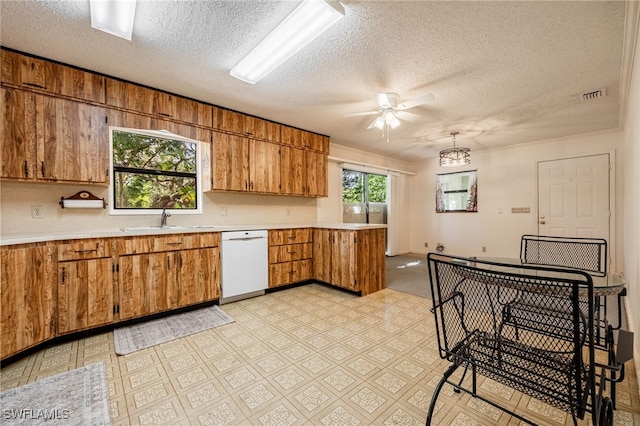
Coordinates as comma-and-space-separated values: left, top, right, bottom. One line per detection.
520, 234, 607, 277
425, 253, 614, 425
519, 234, 629, 410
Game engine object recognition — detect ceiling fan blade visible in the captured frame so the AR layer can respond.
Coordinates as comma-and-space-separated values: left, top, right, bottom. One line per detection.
375, 93, 393, 108
395, 110, 423, 122
397, 93, 435, 110
345, 110, 379, 117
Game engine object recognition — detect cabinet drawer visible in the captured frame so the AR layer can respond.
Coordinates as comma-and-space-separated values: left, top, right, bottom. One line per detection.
58, 239, 111, 261
269, 259, 312, 287
269, 228, 313, 246
199, 232, 220, 248
117, 234, 203, 255
269, 243, 312, 263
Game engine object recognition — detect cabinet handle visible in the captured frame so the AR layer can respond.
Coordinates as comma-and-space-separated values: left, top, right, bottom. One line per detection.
75, 249, 98, 254
40, 161, 45, 177
167, 242, 182, 245
158, 112, 173, 118
22, 82, 46, 90
23, 161, 29, 178
61, 267, 66, 284
167, 257, 170, 269
287, 251, 297, 254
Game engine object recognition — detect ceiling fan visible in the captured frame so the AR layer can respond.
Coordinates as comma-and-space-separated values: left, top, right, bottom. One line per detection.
353, 92, 435, 142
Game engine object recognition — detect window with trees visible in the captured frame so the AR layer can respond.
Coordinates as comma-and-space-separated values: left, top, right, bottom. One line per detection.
342, 169, 387, 224
110, 128, 203, 214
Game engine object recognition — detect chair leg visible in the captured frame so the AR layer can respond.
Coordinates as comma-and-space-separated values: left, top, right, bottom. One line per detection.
426, 363, 460, 425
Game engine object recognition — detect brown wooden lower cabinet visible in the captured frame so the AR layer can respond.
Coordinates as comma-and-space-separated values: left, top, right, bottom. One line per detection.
117, 233, 221, 321
313, 228, 386, 296
1, 244, 56, 359
57, 238, 114, 334
268, 229, 314, 288
1, 227, 384, 361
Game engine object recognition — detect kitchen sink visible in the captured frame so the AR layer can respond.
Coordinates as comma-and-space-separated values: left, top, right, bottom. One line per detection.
120, 225, 216, 232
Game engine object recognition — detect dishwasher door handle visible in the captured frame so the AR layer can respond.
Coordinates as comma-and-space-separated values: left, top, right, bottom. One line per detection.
227, 236, 265, 241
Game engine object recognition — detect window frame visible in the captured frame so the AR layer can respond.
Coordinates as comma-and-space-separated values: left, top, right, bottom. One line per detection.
108, 126, 205, 216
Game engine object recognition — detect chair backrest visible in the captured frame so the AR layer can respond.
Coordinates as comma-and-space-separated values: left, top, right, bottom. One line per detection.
520, 235, 607, 277
427, 253, 595, 416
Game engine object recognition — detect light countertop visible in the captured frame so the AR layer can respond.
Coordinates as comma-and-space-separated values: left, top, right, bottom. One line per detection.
0, 223, 387, 246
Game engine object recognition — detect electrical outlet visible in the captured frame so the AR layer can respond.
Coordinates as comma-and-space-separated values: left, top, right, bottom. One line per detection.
424, 242, 428, 248
482, 246, 487, 252
31, 206, 44, 219
220, 207, 228, 217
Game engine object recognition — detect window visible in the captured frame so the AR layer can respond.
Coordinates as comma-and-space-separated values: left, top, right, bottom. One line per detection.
109, 127, 204, 215
436, 170, 477, 212
342, 169, 387, 224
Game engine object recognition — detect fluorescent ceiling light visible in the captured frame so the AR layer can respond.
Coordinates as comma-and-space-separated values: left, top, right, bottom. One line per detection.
231, 0, 345, 84
90, 0, 137, 41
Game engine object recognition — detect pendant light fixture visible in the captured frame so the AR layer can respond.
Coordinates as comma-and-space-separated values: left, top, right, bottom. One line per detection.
439, 132, 471, 167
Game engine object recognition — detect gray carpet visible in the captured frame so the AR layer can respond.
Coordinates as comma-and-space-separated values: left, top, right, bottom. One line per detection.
0, 363, 110, 425
114, 305, 234, 355
385, 253, 431, 299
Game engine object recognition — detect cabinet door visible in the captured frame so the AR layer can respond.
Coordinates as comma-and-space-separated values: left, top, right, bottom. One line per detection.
38, 96, 108, 183
280, 145, 305, 195
119, 252, 178, 320
313, 229, 332, 283
1, 50, 105, 102
178, 247, 220, 306
249, 140, 281, 193
1, 245, 56, 359
281, 126, 304, 148
211, 132, 249, 191
305, 151, 328, 197
1, 88, 36, 179
58, 258, 113, 333
332, 230, 357, 291
107, 79, 175, 117
212, 107, 244, 134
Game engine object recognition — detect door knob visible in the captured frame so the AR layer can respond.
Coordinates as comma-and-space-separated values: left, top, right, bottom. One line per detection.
539, 220, 546, 224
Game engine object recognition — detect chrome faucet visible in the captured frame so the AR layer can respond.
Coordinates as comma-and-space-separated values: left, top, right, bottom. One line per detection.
160, 209, 171, 227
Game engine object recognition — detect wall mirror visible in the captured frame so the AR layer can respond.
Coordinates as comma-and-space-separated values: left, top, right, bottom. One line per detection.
436, 170, 478, 212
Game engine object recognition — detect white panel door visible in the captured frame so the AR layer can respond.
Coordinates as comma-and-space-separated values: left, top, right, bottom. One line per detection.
538, 154, 610, 239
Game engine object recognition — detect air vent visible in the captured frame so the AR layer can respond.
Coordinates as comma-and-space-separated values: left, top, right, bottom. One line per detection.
581, 88, 607, 102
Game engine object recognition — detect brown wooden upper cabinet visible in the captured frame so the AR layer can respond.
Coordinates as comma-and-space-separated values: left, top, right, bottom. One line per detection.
281, 126, 329, 153
106, 79, 213, 128
1, 88, 109, 184
210, 132, 281, 194
1, 50, 105, 103
212, 107, 281, 142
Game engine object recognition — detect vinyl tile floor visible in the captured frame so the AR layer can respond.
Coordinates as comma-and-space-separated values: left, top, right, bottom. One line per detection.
2, 283, 640, 425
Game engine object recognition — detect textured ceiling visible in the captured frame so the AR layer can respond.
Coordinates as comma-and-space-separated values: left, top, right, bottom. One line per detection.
0, 1, 628, 162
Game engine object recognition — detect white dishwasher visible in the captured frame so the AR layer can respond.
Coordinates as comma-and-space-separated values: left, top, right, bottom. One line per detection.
220, 230, 268, 303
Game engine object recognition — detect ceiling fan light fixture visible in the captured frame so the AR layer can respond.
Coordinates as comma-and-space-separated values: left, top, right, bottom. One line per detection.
439, 132, 471, 167
386, 112, 401, 129
372, 116, 385, 130
230, 0, 345, 84
90, 0, 137, 41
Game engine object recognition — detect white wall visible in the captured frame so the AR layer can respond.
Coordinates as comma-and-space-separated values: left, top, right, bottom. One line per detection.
409, 130, 624, 266
622, 3, 640, 383
0, 182, 318, 236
